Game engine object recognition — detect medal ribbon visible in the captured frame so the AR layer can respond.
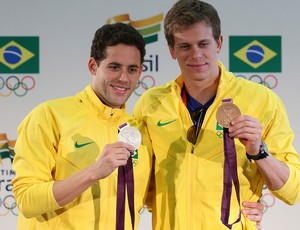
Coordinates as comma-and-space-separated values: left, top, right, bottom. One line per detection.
116, 123, 135, 230
220, 99, 241, 229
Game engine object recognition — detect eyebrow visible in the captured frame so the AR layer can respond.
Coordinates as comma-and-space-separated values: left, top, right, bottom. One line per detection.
108, 62, 140, 69
176, 38, 211, 45
128, 64, 140, 69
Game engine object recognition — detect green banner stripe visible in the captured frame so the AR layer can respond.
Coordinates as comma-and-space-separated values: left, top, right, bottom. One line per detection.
144, 34, 158, 44
137, 24, 161, 36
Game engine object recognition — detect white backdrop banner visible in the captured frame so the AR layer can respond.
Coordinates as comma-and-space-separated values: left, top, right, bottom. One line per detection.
1, 1, 300, 229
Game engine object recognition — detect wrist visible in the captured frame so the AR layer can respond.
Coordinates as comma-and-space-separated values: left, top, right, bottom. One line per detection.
87, 163, 103, 181
246, 141, 269, 162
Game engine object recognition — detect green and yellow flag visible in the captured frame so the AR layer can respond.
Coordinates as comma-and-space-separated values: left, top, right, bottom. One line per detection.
0, 36, 39, 73
229, 36, 281, 72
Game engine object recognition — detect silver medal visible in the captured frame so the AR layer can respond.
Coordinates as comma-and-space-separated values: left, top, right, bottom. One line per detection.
118, 126, 142, 150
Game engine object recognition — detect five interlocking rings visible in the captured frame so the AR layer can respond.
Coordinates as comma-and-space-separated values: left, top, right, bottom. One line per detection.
237, 74, 278, 89
0, 195, 18, 216
0, 75, 35, 97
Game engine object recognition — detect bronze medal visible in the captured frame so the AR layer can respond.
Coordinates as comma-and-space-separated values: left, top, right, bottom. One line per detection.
216, 102, 241, 128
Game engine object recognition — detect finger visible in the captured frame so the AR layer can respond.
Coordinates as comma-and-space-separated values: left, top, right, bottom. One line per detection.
116, 141, 135, 152
104, 142, 134, 158
114, 148, 132, 161
229, 128, 260, 140
243, 201, 264, 210
229, 120, 261, 133
242, 202, 264, 219
231, 115, 258, 124
230, 116, 261, 131
109, 153, 130, 167
245, 213, 262, 222
100, 145, 131, 167
242, 206, 264, 216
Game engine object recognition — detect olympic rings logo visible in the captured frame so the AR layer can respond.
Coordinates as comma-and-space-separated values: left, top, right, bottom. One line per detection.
260, 192, 276, 213
0, 195, 18, 216
0, 75, 35, 97
236, 74, 278, 89
259, 183, 276, 213
132, 159, 138, 167
134, 75, 156, 96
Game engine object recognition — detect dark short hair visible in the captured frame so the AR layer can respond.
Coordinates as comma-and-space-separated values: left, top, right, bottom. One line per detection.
164, 0, 221, 47
90, 22, 146, 64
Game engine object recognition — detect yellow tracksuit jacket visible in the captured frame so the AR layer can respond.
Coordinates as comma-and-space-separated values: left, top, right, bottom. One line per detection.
133, 61, 300, 230
12, 85, 153, 229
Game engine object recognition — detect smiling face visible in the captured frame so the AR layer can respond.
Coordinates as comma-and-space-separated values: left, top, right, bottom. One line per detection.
89, 44, 142, 108
169, 22, 223, 85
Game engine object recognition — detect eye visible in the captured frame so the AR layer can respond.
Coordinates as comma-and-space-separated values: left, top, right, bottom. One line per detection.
108, 64, 120, 71
128, 67, 139, 74
179, 44, 190, 50
199, 41, 210, 48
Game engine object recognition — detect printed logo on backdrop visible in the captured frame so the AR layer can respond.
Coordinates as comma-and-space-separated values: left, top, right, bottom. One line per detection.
260, 184, 276, 213
0, 133, 18, 217
107, 13, 164, 96
236, 74, 278, 90
0, 36, 39, 97
229, 36, 281, 72
106, 13, 163, 45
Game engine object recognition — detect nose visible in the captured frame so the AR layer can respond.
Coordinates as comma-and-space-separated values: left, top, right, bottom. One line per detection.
119, 71, 129, 82
191, 46, 202, 59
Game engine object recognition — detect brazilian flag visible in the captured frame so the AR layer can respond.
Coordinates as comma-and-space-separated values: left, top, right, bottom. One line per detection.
229, 36, 281, 73
0, 36, 39, 73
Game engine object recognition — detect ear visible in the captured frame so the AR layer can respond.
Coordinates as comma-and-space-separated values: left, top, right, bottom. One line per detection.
169, 45, 177, 60
216, 35, 223, 54
88, 58, 97, 75
138, 64, 143, 76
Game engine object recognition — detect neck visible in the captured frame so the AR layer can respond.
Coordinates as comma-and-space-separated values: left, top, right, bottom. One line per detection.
184, 76, 219, 105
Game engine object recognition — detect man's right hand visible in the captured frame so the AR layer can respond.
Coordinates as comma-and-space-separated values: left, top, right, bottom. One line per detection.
91, 141, 135, 179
